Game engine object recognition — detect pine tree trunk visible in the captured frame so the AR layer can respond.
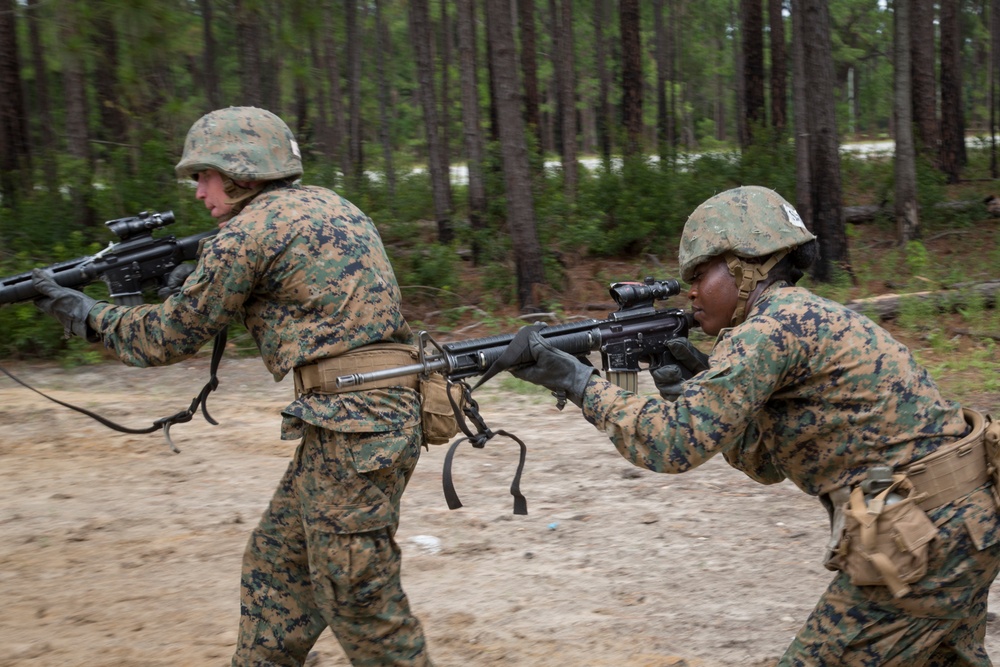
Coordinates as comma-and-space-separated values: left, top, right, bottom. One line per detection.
593, 0, 612, 165
768, 0, 787, 134
485, 0, 546, 312
347, 0, 364, 191
91, 5, 128, 150
939, 0, 963, 183
620, 0, 643, 157
991, 0, 1000, 178
439, 1, 452, 178
0, 0, 31, 202
323, 1, 348, 182
26, 0, 55, 185
791, 0, 812, 230
910, 0, 937, 155
374, 0, 397, 205
654, 0, 669, 161
741, 0, 765, 145
235, 0, 262, 107
801, 0, 848, 282
60, 1, 96, 226
557, 0, 577, 200
894, 0, 920, 243
519, 0, 542, 148
199, 0, 222, 110
457, 0, 487, 263
410, 0, 453, 243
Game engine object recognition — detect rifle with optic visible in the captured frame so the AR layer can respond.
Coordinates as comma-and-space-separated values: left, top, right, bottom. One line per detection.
0, 210, 222, 452
336, 277, 695, 516
337, 276, 694, 397
0, 210, 216, 307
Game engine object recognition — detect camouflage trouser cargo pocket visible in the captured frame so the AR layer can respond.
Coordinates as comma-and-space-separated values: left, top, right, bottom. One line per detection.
300, 426, 420, 535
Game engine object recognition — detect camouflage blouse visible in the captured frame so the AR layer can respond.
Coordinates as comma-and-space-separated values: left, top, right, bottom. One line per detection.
90, 183, 420, 439
581, 283, 969, 497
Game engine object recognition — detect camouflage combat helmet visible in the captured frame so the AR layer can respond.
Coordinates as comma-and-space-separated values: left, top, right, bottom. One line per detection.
679, 186, 816, 327
175, 106, 303, 181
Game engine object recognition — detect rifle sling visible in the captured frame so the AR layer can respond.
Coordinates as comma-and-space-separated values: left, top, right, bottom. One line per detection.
0, 327, 228, 453
438, 325, 541, 516
442, 428, 528, 516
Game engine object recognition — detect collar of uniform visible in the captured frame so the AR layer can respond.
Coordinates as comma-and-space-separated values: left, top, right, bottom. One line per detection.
712, 280, 791, 347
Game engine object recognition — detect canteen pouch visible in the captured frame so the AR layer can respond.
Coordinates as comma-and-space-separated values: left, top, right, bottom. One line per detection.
828, 475, 937, 598
419, 373, 462, 445
985, 414, 1000, 509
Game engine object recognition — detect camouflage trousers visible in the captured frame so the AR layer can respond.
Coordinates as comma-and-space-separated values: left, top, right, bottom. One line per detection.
232, 424, 432, 667
781, 486, 1000, 667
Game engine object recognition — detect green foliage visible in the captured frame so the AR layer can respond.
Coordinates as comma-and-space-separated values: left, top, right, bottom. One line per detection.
735, 134, 797, 199
398, 243, 459, 294
0, 303, 66, 358
904, 240, 930, 276
576, 157, 683, 257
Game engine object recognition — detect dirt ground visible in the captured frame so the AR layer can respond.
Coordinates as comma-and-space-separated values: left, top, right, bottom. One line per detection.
2, 353, 1000, 667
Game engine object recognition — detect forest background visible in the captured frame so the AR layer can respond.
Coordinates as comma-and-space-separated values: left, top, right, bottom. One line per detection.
0, 0, 999, 398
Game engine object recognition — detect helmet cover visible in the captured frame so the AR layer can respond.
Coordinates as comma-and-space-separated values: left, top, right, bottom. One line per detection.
678, 186, 816, 282
175, 106, 303, 181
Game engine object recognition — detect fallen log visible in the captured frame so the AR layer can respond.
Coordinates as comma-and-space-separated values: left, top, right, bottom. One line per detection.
844, 280, 1000, 320
844, 199, 987, 224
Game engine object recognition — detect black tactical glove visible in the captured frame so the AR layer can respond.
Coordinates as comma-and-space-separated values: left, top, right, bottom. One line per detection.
650, 338, 710, 401
157, 263, 196, 299
509, 329, 598, 408
32, 269, 100, 342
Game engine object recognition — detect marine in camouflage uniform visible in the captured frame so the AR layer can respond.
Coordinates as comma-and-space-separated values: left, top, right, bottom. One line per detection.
512, 186, 1000, 666
33, 107, 432, 666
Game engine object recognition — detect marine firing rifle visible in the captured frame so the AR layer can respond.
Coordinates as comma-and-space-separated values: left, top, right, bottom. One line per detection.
0, 210, 217, 307
337, 277, 695, 515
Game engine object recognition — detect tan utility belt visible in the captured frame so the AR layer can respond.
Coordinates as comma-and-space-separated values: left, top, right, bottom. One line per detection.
826, 408, 993, 513
901, 408, 991, 512
293, 343, 419, 397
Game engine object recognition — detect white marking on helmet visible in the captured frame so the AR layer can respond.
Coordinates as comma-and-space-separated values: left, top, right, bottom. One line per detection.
782, 203, 807, 230
290, 139, 302, 159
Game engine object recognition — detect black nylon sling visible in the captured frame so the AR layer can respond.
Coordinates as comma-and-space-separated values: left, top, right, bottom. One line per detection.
440, 324, 545, 516
0, 327, 229, 453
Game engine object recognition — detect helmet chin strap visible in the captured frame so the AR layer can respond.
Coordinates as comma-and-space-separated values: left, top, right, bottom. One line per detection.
218, 175, 265, 223
724, 250, 789, 327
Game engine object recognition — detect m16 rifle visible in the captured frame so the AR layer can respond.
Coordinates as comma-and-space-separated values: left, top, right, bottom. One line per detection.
0, 210, 217, 306
337, 276, 693, 395
336, 277, 695, 515
0, 210, 222, 451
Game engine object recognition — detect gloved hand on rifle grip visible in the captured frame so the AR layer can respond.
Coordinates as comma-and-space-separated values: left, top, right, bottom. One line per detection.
509, 329, 598, 409
650, 338, 710, 401
31, 269, 101, 342
157, 263, 196, 299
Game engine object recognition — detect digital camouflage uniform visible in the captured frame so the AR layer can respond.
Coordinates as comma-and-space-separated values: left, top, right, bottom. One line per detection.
88, 109, 432, 667
577, 187, 1000, 665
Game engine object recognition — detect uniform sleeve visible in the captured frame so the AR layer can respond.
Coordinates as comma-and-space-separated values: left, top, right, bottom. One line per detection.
722, 416, 786, 484
90, 229, 265, 367
581, 315, 804, 476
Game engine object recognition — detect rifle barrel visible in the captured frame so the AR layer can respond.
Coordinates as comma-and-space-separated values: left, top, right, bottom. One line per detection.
335, 358, 451, 389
